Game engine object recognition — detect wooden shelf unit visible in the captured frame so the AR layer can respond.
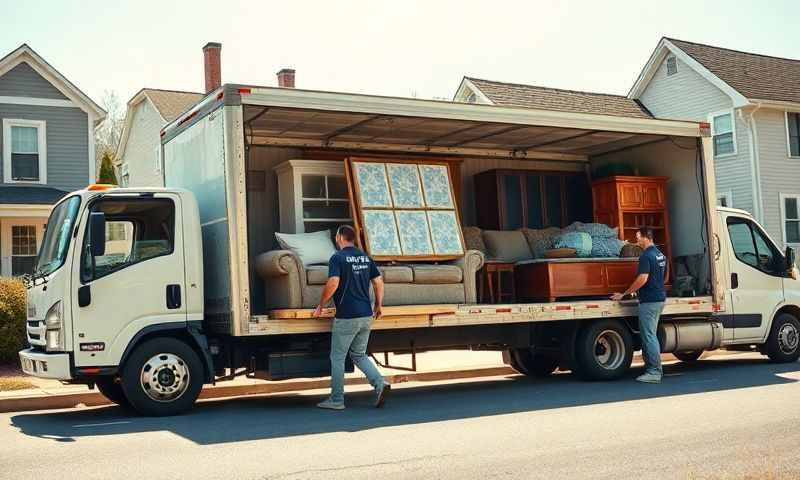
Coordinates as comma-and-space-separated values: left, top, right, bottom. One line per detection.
592, 176, 672, 279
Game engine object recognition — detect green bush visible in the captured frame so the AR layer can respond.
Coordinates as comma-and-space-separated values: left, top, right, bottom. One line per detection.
0, 278, 26, 364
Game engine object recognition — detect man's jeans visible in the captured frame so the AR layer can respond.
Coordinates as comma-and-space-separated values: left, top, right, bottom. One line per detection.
329, 316, 385, 404
639, 301, 665, 376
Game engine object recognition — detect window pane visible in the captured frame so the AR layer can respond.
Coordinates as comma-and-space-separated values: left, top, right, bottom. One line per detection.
790, 113, 800, 157
301, 175, 325, 198
752, 225, 778, 273
787, 221, 800, 244
525, 174, 543, 228
502, 174, 523, 230
786, 197, 799, 220
713, 114, 732, 134
11, 126, 38, 153
12, 256, 36, 276
12, 225, 37, 255
714, 133, 735, 156
717, 196, 728, 207
327, 176, 348, 199
728, 221, 757, 268
666, 57, 677, 76
11, 153, 39, 180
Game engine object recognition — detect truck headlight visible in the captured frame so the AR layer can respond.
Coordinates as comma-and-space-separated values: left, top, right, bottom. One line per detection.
45, 301, 65, 351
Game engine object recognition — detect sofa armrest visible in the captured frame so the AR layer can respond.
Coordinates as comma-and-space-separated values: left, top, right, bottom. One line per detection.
449, 249, 485, 303
255, 250, 304, 310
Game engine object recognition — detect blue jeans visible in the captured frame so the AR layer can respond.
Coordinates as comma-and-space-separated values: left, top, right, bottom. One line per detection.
329, 316, 385, 404
638, 302, 665, 376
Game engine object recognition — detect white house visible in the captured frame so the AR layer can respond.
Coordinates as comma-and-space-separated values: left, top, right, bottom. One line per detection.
629, 37, 800, 249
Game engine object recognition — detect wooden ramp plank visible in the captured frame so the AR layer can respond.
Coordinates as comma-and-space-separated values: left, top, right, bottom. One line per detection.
268, 304, 458, 319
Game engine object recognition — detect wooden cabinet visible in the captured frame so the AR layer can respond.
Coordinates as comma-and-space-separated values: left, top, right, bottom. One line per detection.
474, 169, 592, 230
592, 176, 671, 279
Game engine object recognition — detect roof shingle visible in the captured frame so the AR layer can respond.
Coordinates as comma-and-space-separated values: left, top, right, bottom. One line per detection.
667, 38, 800, 104
142, 89, 203, 122
464, 77, 653, 119
0, 186, 67, 205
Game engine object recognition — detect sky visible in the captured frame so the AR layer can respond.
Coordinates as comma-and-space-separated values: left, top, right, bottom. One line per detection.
1, 0, 799, 109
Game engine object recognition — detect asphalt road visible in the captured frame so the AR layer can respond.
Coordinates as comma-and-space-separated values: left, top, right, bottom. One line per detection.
2, 352, 799, 480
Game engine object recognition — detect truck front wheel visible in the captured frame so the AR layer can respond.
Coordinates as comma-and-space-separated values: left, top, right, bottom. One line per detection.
95, 377, 130, 407
121, 337, 204, 416
764, 313, 800, 363
506, 348, 559, 377
574, 320, 633, 381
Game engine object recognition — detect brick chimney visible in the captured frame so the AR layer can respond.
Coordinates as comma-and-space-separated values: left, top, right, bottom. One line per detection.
203, 42, 222, 93
277, 68, 295, 88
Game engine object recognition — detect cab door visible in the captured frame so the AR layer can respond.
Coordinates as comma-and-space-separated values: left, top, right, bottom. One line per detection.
724, 215, 785, 341
71, 193, 186, 367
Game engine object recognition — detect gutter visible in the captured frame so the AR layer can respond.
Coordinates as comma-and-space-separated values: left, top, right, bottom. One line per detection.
740, 102, 764, 222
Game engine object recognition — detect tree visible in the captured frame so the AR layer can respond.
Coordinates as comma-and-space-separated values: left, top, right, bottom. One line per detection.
94, 90, 125, 175
98, 150, 118, 185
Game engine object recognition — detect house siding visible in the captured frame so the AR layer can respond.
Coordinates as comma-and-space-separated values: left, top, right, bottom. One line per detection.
755, 107, 800, 247
638, 55, 754, 214
0, 103, 88, 192
0, 62, 68, 100
119, 99, 165, 187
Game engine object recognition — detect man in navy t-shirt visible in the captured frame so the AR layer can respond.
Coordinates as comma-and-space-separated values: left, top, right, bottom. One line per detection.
313, 225, 390, 410
611, 226, 667, 384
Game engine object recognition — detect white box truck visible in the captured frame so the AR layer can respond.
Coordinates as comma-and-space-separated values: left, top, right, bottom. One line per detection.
19, 84, 800, 416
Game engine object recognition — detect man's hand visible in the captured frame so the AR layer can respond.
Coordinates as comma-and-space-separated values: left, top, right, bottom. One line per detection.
373, 304, 383, 320
312, 305, 324, 318
610, 292, 625, 301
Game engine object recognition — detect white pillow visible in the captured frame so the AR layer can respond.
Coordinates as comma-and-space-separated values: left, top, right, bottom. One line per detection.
275, 230, 337, 266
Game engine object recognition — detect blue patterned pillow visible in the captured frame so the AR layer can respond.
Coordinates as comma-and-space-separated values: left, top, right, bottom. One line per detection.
564, 222, 618, 238
591, 237, 626, 257
553, 232, 592, 257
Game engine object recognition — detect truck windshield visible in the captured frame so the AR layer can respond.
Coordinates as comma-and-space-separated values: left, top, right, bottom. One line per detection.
35, 196, 81, 276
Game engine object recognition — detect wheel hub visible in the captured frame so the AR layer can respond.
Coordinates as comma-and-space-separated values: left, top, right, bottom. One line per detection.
778, 323, 799, 355
140, 353, 190, 402
594, 330, 625, 370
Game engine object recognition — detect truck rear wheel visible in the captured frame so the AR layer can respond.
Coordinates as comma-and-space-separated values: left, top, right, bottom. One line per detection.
121, 337, 203, 416
507, 348, 559, 377
96, 377, 130, 407
765, 313, 800, 363
574, 320, 633, 381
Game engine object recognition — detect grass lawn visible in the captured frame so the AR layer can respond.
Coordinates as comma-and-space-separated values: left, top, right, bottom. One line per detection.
0, 363, 36, 391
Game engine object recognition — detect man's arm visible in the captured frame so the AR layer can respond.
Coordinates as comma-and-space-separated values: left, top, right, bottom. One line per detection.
610, 273, 649, 301
313, 276, 340, 317
371, 276, 385, 319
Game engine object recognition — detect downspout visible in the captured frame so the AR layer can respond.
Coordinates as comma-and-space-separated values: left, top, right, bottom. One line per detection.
740, 102, 763, 222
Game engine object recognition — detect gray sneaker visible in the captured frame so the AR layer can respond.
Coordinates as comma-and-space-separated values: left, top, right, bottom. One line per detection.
636, 373, 662, 384
317, 399, 345, 410
374, 383, 391, 408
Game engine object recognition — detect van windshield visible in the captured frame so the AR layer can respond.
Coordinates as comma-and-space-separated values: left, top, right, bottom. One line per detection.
35, 196, 81, 276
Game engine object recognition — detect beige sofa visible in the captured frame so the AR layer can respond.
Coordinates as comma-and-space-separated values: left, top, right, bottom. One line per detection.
255, 249, 485, 310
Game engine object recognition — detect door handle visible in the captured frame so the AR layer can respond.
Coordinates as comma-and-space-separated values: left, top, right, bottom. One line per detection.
166, 284, 181, 309
78, 285, 91, 307
731, 273, 739, 289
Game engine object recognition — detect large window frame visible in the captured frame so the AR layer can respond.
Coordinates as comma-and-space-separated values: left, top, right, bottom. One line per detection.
786, 111, 800, 159
2, 118, 47, 184
709, 109, 737, 158
780, 193, 800, 248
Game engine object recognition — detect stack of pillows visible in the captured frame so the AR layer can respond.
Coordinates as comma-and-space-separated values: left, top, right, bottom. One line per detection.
551, 222, 626, 258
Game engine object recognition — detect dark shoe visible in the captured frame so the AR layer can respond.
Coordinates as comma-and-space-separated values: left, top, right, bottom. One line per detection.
374, 384, 391, 408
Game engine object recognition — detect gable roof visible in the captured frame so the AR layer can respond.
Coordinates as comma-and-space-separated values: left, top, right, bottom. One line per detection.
629, 37, 800, 107
115, 88, 203, 161
0, 44, 106, 121
0, 185, 68, 205
459, 77, 653, 119
665, 38, 800, 105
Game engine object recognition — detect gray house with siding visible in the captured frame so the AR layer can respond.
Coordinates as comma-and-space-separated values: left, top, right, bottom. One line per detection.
629, 37, 800, 249
0, 44, 105, 276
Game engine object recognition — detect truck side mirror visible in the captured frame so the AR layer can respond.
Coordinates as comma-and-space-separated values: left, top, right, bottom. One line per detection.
89, 212, 106, 257
786, 246, 796, 269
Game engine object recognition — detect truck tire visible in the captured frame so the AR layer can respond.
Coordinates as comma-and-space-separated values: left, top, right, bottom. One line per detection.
507, 349, 559, 377
120, 337, 204, 416
95, 377, 130, 407
764, 313, 800, 363
574, 320, 633, 381
673, 350, 703, 362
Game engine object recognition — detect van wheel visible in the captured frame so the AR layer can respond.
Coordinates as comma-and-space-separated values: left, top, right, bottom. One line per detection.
575, 320, 633, 381
765, 313, 800, 363
673, 350, 703, 362
95, 377, 130, 407
121, 338, 203, 416
506, 349, 559, 377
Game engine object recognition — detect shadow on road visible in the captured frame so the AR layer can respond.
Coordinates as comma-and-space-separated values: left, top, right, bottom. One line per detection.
9, 355, 799, 445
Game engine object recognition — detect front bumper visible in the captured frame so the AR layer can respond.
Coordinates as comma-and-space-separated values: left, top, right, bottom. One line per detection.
18, 348, 72, 380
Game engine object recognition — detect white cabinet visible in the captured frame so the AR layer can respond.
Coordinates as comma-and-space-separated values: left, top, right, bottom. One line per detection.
274, 159, 352, 234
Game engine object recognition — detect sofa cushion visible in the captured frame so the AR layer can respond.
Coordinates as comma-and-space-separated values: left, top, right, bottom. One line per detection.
412, 264, 463, 284
275, 230, 336, 266
462, 226, 487, 254
482, 230, 532, 262
306, 265, 329, 285
378, 266, 414, 283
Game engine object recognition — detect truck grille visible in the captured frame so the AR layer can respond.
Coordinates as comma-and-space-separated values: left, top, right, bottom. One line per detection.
26, 320, 46, 347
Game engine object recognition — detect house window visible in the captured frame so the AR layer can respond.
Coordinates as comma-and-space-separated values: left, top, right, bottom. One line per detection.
787, 112, 800, 158
710, 111, 736, 157
12, 225, 37, 276
782, 195, 800, 246
466, 92, 477, 103
2, 119, 47, 184
154, 145, 161, 174
120, 163, 130, 187
717, 191, 732, 208
666, 56, 678, 76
